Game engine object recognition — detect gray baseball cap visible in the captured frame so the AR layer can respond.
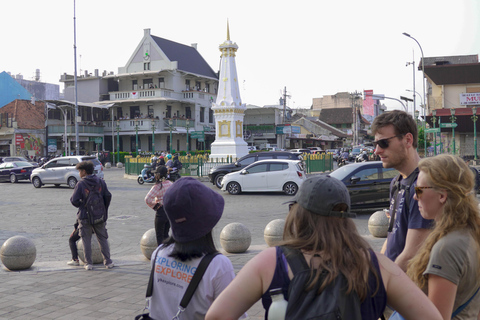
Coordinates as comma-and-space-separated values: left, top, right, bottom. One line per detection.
286, 175, 356, 218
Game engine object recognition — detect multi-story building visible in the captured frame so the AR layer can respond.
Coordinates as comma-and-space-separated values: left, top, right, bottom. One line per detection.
58, 28, 218, 155
423, 54, 480, 158
98, 28, 218, 154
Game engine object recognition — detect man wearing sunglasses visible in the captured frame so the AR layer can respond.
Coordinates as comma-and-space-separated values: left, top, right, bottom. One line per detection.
371, 110, 433, 272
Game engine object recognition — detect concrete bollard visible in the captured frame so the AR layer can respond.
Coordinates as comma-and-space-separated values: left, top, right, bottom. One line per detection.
368, 210, 389, 238
77, 238, 109, 264
220, 223, 251, 253
116, 162, 123, 168
0, 236, 36, 271
140, 228, 158, 260
104, 162, 112, 169
264, 219, 285, 247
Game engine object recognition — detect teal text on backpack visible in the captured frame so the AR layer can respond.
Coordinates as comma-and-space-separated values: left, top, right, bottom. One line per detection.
280, 246, 362, 320
84, 184, 107, 225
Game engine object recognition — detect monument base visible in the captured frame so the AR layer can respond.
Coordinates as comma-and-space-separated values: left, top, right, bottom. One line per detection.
210, 140, 248, 161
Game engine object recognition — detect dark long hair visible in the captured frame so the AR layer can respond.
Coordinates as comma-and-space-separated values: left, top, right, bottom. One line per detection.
281, 203, 379, 301
163, 231, 217, 262
154, 165, 168, 189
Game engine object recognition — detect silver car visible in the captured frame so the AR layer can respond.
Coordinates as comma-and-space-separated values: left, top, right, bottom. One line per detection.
31, 156, 104, 189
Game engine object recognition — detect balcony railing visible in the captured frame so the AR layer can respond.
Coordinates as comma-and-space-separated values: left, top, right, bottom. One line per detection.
163, 118, 195, 129
48, 125, 104, 134
103, 119, 163, 132
109, 88, 215, 104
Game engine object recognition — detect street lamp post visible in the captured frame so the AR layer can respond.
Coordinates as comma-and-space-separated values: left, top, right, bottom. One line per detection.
432, 109, 437, 156
169, 119, 173, 154
151, 121, 156, 154
116, 120, 120, 164
186, 119, 190, 154
450, 108, 456, 155
472, 107, 478, 160
403, 32, 427, 156
135, 119, 139, 157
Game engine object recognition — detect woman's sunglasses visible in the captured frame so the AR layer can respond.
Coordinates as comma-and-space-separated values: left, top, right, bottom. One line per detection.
414, 186, 433, 198
373, 134, 403, 149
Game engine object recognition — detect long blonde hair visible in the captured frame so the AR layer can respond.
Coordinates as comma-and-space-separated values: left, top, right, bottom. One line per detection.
407, 154, 480, 288
281, 203, 379, 301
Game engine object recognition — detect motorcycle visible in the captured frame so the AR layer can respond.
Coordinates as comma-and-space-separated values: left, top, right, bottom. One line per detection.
137, 164, 155, 185
167, 170, 181, 182
337, 157, 346, 167
355, 153, 368, 163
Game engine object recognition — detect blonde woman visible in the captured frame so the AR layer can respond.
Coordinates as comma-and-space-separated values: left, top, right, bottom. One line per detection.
206, 175, 442, 320
407, 154, 480, 319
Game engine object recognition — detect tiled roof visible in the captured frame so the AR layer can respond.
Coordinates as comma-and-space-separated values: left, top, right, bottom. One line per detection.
421, 54, 478, 67
151, 36, 218, 79
0, 99, 45, 129
319, 108, 353, 124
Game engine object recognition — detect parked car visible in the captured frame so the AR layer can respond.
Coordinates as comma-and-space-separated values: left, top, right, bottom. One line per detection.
0, 161, 38, 183
348, 147, 362, 161
308, 147, 324, 152
209, 151, 303, 188
221, 159, 306, 195
329, 161, 398, 213
2, 156, 39, 166
30, 156, 104, 189
289, 148, 311, 154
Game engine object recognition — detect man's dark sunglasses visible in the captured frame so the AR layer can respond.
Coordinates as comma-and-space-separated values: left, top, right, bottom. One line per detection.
373, 134, 404, 149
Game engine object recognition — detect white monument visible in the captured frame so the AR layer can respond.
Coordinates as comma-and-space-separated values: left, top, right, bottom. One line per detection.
210, 23, 248, 160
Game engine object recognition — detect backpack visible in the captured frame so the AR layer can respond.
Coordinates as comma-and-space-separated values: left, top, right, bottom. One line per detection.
84, 183, 107, 225
174, 159, 183, 170
280, 246, 362, 320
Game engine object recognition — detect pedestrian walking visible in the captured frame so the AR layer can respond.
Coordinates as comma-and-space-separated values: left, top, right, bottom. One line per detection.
372, 110, 433, 271
406, 154, 480, 319
144, 166, 173, 245
70, 161, 114, 271
206, 175, 442, 320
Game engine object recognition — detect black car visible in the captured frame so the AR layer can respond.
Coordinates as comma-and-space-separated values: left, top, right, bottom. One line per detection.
329, 161, 398, 213
0, 161, 38, 183
3, 156, 39, 166
209, 151, 303, 188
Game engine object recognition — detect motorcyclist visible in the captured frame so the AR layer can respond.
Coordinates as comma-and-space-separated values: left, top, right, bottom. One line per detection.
166, 154, 181, 181
158, 156, 165, 166
362, 151, 369, 162
148, 156, 159, 179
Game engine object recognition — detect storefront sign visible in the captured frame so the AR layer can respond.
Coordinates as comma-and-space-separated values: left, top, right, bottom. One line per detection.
15, 134, 24, 145
460, 93, 480, 105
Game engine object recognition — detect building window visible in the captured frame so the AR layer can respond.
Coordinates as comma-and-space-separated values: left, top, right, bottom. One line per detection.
132, 80, 137, 90
143, 79, 153, 89
205, 83, 210, 93
144, 62, 150, 71
177, 139, 180, 152
185, 79, 190, 91
166, 105, 172, 118
185, 107, 191, 119
166, 135, 170, 152
209, 108, 213, 123
195, 81, 201, 91
159, 77, 165, 88
148, 105, 154, 118
200, 107, 205, 122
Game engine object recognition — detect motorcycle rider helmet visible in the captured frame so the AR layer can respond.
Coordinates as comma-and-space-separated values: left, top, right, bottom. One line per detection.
166, 154, 172, 160
159, 156, 164, 159
151, 156, 158, 162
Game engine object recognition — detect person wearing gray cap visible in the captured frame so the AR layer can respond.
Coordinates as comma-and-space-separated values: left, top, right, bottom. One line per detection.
148, 177, 246, 320
206, 175, 442, 320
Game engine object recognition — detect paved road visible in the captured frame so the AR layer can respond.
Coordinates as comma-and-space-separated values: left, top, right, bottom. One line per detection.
0, 168, 384, 319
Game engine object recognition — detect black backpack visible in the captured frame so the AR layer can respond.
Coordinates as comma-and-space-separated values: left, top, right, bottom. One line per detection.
280, 246, 362, 320
174, 159, 183, 170
84, 183, 107, 225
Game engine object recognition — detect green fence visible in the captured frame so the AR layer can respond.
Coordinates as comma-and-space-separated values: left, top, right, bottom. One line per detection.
124, 153, 333, 177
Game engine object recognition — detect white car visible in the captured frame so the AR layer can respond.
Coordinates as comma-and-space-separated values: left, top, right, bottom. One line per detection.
221, 159, 306, 195
31, 156, 104, 189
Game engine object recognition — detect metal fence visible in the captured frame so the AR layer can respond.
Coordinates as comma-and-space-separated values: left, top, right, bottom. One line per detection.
124, 153, 333, 177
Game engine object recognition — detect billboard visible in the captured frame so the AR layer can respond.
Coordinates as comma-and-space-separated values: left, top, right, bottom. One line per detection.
363, 90, 374, 117
460, 93, 480, 105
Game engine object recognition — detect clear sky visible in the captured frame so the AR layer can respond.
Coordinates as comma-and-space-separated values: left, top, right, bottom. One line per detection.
1, 0, 479, 113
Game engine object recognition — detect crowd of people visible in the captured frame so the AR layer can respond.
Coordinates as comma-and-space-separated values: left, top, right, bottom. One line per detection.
65, 110, 480, 319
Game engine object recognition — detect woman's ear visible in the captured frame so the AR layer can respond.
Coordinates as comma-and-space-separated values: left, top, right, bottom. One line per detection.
439, 190, 448, 205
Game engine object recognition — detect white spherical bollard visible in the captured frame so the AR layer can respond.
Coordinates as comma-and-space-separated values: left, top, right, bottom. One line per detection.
104, 162, 112, 169
77, 238, 109, 264
116, 162, 123, 168
264, 219, 285, 247
0, 236, 36, 271
140, 229, 158, 260
220, 223, 251, 253
368, 210, 389, 238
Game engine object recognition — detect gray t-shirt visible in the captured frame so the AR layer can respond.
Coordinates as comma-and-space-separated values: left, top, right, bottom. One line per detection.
424, 230, 480, 319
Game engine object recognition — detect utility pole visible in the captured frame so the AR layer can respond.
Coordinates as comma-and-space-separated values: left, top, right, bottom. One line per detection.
282, 87, 290, 149
351, 91, 362, 146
